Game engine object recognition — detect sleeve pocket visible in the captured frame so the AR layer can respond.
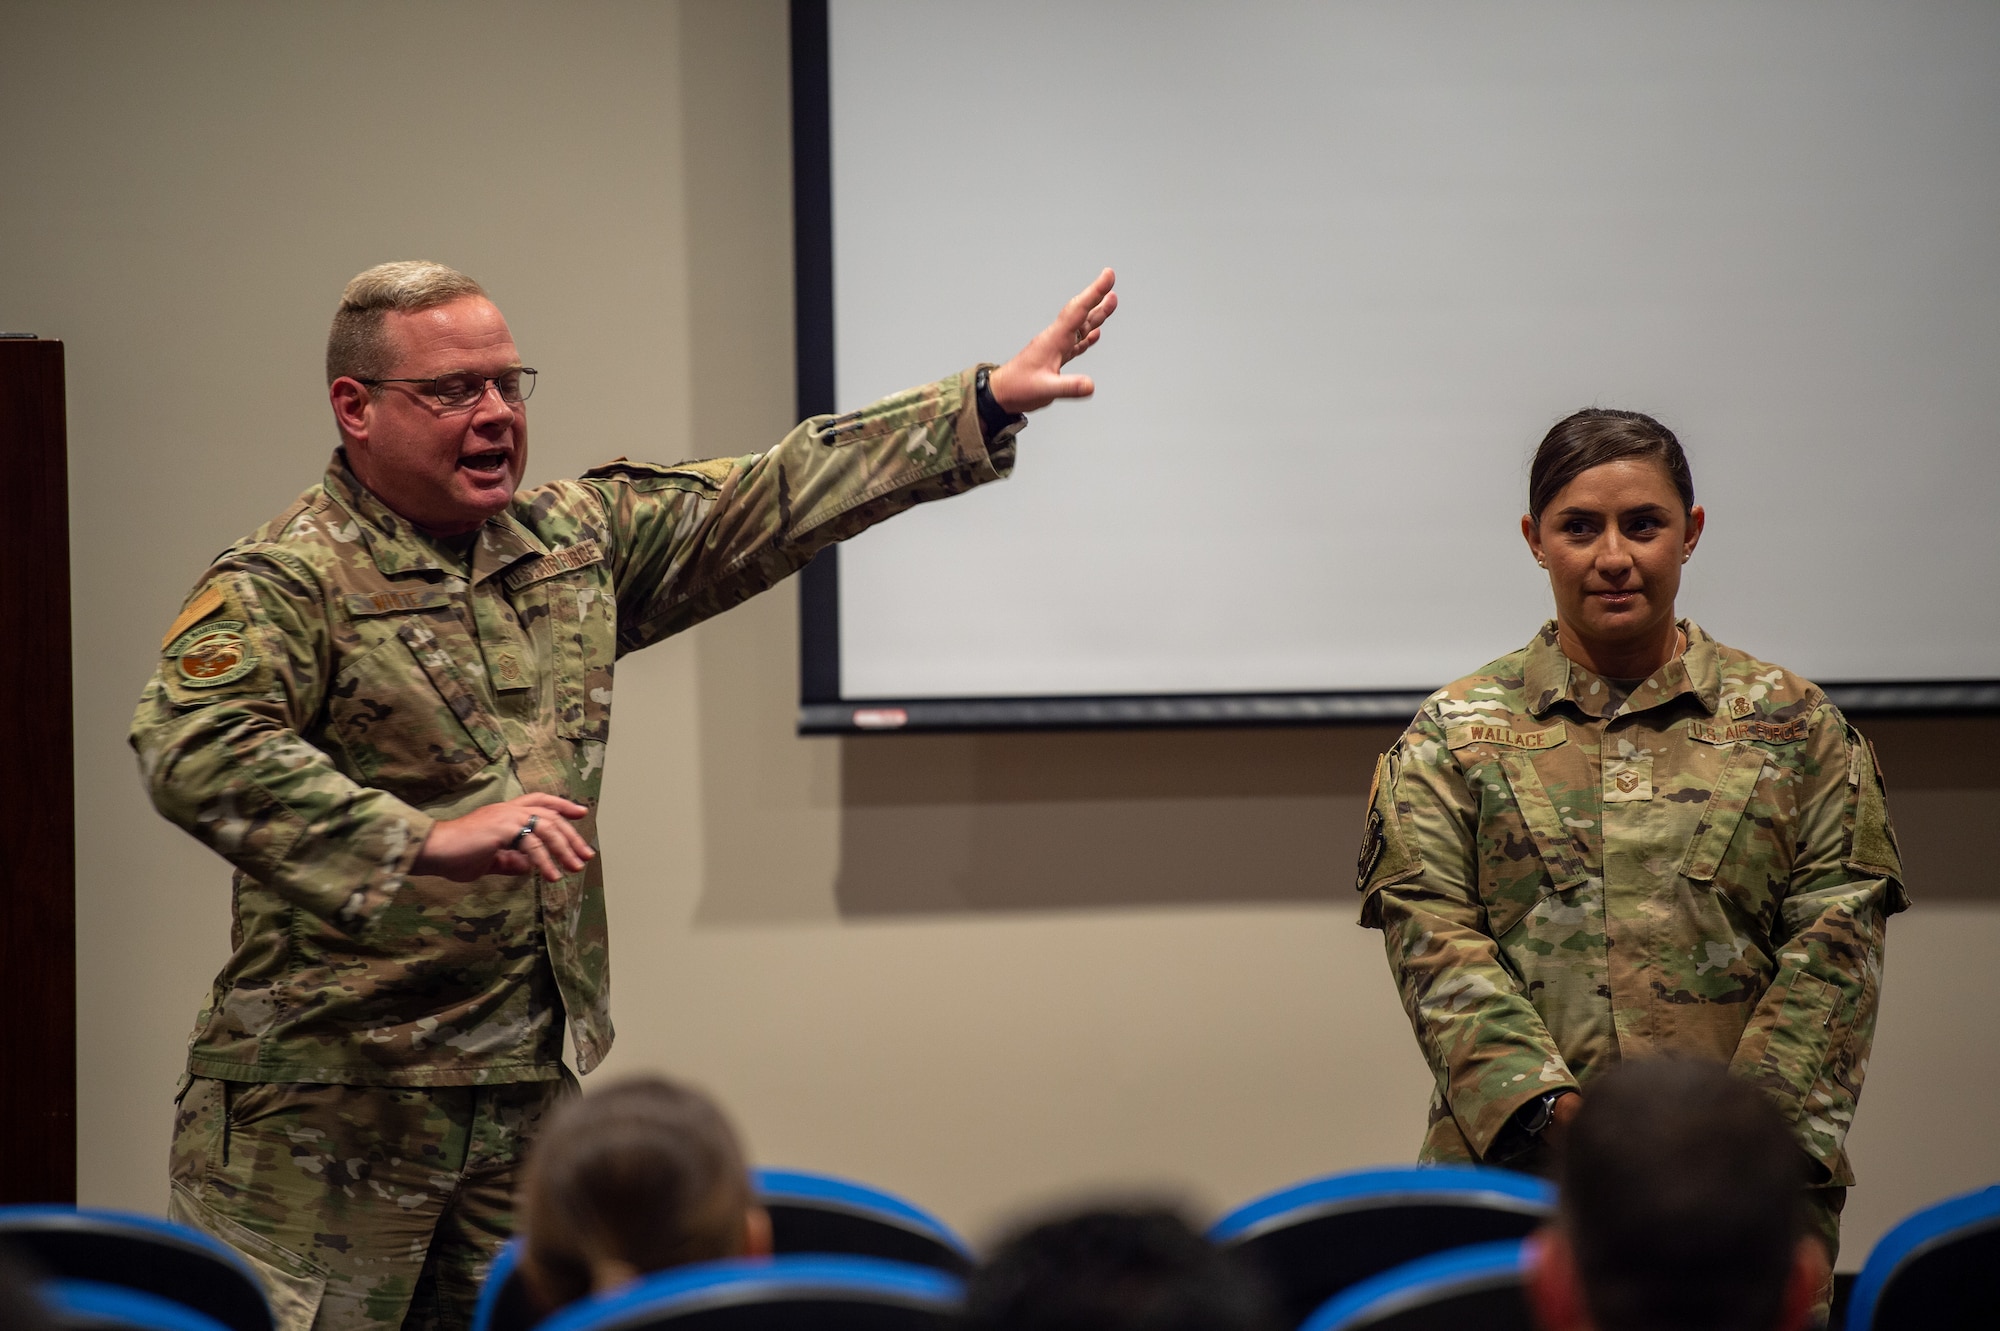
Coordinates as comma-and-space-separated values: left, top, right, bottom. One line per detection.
1741, 968, 1843, 1117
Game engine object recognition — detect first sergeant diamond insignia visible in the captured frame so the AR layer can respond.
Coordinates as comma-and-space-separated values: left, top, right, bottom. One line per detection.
167, 619, 257, 688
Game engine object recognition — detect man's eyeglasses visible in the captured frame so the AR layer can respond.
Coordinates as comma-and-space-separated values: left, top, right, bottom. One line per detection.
358, 368, 538, 409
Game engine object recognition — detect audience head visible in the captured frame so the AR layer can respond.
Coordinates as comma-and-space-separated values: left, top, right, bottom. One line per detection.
1527, 1056, 1823, 1331
964, 1204, 1279, 1331
518, 1075, 770, 1313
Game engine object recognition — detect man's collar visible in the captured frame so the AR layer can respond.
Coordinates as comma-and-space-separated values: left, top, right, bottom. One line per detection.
471, 510, 548, 585
325, 450, 546, 584
1524, 618, 1721, 720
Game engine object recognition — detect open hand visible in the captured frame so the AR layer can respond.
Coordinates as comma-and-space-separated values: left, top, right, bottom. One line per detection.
414, 792, 595, 882
987, 268, 1117, 414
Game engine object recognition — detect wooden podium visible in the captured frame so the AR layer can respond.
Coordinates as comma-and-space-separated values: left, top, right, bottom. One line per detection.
0, 336, 77, 1203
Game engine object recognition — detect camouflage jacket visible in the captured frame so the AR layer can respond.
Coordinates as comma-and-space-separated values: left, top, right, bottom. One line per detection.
132, 369, 1017, 1086
1358, 621, 1905, 1186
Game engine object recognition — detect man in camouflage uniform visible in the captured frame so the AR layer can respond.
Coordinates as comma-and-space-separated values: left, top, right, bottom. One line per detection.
1357, 619, 1905, 1265
132, 260, 1116, 1330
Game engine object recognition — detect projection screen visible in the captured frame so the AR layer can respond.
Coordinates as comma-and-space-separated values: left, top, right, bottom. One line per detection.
796, 0, 2000, 732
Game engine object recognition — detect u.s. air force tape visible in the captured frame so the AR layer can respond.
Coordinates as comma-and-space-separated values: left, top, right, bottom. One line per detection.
166, 619, 257, 688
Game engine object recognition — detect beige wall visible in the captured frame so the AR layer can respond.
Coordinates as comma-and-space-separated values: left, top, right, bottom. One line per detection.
3, 0, 1994, 1268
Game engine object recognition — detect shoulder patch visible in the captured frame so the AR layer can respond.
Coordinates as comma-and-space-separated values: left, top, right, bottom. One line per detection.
1357, 755, 1386, 891
1444, 721, 1567, 751
582, 456, 735, 488
161, 584, 226, 650
1357, 750, 1423, 922
1357, 805, 1386, 890
165, 618, 256, 688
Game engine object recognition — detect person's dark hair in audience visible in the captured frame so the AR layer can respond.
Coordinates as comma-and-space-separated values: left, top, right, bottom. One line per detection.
1526, 1056, 1827, 1331
0, 1242, 54, 1331
517, 1075, 771, 1314
963, 1204, 1279, 1331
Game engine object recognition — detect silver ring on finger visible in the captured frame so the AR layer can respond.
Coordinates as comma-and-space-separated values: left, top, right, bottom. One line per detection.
510, 814, 539, 850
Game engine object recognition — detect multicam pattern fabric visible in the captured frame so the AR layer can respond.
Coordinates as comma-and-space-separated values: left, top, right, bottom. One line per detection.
169, 1075, 571, 1331
1359, 621, 1905, 1189
132, 368, 1017, 1086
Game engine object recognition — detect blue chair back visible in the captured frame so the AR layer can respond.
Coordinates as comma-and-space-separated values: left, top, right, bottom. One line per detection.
41, 1280, 234, 1331
1301, 1240, 1532, 1331
471, 1171, 969, 1331
472, 1240, 538, 1331
753, 1169, 972, 1276
1210, 1167, 1553, 1328
1845, 1184, 2000, 1331
533, 1255, 961, 1331
0, 1208, 271, 1331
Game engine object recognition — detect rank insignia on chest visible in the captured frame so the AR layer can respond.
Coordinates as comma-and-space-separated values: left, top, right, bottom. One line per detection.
492, 652, 530, 690
1604, 753, 1654, 802
166, 619, 257, 688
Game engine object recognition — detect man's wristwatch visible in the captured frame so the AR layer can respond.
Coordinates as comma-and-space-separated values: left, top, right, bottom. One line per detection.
1515, 1089, 1573, 1138
974, 366, 1023, 442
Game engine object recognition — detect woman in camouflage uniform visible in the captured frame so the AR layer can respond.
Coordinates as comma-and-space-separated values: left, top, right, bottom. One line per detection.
1356, 409, 1905, 1266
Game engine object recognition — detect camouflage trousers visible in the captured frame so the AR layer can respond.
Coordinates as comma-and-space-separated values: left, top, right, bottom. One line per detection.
169, 1074, 574, 1331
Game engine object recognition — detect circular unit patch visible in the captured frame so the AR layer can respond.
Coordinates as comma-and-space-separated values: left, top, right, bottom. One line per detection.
1356, 806, 1384, 890
168, 619, 257, 688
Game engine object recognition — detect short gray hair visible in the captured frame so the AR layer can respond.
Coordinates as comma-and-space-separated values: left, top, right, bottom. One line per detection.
326, 260, 488, 384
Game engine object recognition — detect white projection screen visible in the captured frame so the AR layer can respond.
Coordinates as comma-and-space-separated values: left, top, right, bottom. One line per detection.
796, 0, 2000, 732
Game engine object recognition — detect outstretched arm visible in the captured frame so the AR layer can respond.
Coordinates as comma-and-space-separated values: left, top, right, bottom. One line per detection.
592, 270, 1120, 651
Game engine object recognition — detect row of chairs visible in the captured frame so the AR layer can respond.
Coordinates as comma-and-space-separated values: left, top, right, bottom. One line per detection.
4, 1169, 1995, 1331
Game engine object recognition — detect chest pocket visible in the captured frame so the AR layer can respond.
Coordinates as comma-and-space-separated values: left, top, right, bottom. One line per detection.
1675, 741, 1793, 931
327, 591, 505, 802
1485, 749, 1593, 937
1678, 745, 1768, 882
506, 544, 614, 742
1448, 722, 1580, 939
